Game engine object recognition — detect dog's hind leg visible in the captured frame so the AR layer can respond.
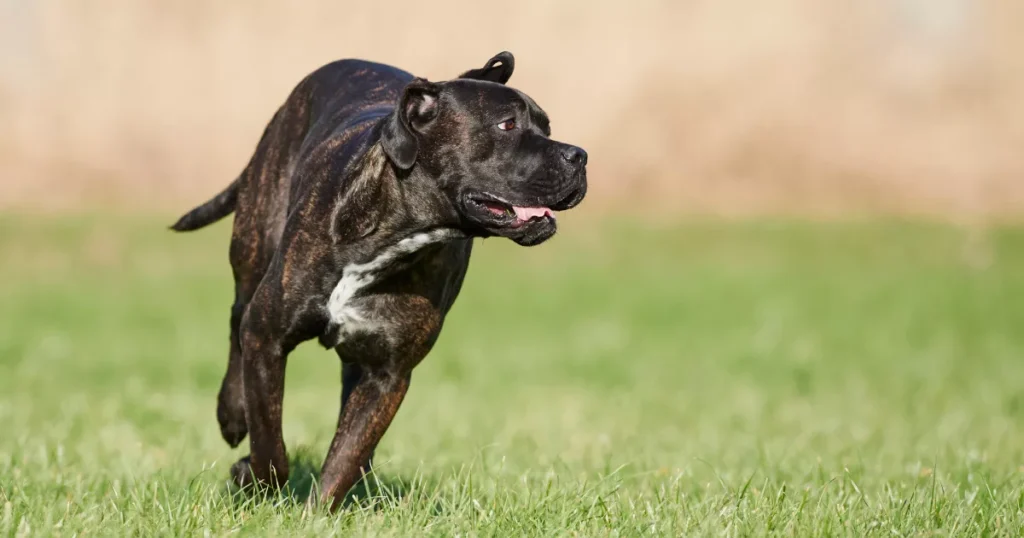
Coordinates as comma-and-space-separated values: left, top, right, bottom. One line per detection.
217, 225, 271, 448
216, 300, 249, 447
217, 190, 277, 447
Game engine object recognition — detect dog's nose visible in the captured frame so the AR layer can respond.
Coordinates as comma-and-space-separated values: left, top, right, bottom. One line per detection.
561, 146, 588, 166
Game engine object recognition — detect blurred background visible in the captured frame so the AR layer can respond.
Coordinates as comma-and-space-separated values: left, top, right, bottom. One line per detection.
1, 0, 1021, 218
3, 3, 1024, 533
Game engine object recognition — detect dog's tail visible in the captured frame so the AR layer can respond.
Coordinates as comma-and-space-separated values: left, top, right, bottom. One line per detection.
170, 178, 240, 232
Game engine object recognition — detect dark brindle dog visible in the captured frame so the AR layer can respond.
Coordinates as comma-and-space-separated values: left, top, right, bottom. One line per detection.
170, 52, 587, 509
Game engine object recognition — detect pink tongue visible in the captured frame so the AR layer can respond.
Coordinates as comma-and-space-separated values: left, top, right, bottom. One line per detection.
513, 206, 554, 221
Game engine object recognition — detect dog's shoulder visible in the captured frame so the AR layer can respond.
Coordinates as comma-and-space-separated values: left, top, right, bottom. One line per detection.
302, 59, 415, 106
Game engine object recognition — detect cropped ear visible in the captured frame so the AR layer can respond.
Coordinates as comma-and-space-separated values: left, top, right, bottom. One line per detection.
381, 78, 441, 169
458, 51, 515, 84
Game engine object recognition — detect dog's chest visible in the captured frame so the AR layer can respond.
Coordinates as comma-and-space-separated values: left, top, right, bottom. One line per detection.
325, 230, 452, 344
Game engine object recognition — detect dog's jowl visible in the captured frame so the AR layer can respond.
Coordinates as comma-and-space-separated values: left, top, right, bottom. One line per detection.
171, 51, 587, 510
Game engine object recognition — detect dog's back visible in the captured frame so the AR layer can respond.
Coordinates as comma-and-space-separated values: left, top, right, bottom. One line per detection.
174, 59, 416, 288
171, 59, 412, 235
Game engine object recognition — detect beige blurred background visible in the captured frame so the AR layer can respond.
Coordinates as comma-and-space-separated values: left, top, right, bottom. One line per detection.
1, 0, 1021, 218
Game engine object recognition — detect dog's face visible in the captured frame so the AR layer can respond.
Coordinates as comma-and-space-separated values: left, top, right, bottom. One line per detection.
381, 52, 587, 246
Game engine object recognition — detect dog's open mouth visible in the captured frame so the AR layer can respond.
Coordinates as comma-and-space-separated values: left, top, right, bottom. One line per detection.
468, 196, 555, 228
461, 186, 584, 246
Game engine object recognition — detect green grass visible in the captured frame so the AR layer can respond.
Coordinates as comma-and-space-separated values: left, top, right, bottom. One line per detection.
1, 214, 1023, 536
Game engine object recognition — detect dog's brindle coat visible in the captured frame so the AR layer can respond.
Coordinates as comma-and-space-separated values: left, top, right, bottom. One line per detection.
171, 52, 587, 509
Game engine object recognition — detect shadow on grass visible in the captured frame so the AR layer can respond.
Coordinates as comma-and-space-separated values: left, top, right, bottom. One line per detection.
224, 447, 433, 513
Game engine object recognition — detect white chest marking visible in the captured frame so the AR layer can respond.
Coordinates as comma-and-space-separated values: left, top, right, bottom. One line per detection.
326, 230, 453, 344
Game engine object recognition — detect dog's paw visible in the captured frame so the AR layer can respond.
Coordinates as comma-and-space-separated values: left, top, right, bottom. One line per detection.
230, 455, 255, 489
217, 396, 248, 448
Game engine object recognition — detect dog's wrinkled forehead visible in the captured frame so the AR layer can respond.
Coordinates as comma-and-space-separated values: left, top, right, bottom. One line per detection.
442, 79, 550, 133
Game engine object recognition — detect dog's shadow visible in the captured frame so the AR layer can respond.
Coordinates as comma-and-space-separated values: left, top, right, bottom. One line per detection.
225, 448, 425, 512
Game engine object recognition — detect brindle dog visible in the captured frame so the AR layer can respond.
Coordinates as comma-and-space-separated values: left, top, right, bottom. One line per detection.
171, 51, 587, 509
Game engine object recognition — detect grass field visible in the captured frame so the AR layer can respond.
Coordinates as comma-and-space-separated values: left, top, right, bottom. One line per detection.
1, 215, 1023, 536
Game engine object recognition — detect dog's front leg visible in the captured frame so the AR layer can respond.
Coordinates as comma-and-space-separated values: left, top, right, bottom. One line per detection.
314, 290, 443, 510
338, 362, 379, 471
231, 285, 295, 491
316, 366, 411, 510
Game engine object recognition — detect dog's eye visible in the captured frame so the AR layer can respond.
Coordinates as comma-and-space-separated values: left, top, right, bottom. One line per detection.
497, 119, 516, 131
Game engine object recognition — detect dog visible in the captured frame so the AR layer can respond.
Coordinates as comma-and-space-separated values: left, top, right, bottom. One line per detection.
170, 51, 587, 509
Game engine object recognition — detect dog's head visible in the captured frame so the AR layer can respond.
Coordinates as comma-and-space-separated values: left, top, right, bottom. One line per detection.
381, 52, 587, 246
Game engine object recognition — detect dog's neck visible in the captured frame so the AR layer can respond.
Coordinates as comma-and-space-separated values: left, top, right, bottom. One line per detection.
334, 142, 466, 255
375, 141, 464, 232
